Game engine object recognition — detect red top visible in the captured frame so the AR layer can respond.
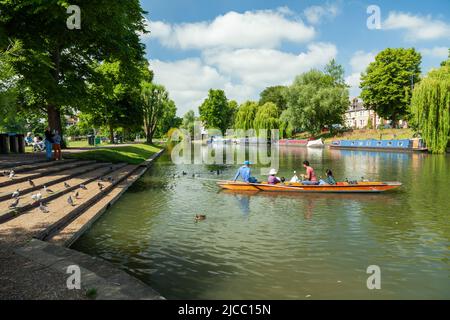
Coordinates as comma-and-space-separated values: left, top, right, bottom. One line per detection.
306, 166, 317, 181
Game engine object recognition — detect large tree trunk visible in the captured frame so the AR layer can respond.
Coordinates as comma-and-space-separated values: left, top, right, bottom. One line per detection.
47, 104, 64, 146
146, 126, 153, 144
109, 124, 114, 144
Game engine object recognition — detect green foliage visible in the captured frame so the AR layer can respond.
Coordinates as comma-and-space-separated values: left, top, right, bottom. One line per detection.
279, 108, 296, 138
286, 69, 349, 134
324, 58, 346, 86
360, 48, 422, 124
199, 89, 232, 134
259, 86, 288, 111
410, 63, 450, 153
141, 82, 169, 143
156, 99, 180, 137
234, 101, 259, 131
253, 102, 279, 137
0, 0, 147, 135
181, 110, 196, 137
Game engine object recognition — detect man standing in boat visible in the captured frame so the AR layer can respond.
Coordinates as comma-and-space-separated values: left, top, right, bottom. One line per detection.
233, 160, 258, 183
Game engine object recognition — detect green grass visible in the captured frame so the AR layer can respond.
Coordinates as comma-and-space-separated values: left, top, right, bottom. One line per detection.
66, 139, 91, 148
65, 143, 162, 164
293, 128, 415, 144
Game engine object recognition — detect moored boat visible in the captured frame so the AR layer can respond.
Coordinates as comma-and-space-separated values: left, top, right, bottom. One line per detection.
306, 138, 324, 148
217, 180, 402, 193
330, 138, 427, 152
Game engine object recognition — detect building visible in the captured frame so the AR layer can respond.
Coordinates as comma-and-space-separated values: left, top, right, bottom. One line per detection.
345, 98, 383, 129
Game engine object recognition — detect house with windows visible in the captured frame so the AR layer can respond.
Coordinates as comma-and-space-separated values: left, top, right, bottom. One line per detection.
345, 98, 383, 129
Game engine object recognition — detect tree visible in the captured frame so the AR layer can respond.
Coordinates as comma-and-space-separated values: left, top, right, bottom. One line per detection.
286, 70, 349, 134
1, 0, 147, 140
227, 100, 238, 130
234, 101, 259, 131
259, 86, 288, 111
141, 82, 169, 144
410, 60, 450, 153
84, 60, 143, 142
324, 58, 346, 86
181, 110, 196, 137
360, 48, 421, 126
279, 108, 296, 138
156, 99, 180, 138
199, 89, 232, 134
253, 102, 279, 138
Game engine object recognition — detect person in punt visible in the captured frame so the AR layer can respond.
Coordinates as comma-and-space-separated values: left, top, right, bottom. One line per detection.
268, 168, 281, 184
233, 160, 258, 183
318, 169, 337, 185
301, 160, 319, 185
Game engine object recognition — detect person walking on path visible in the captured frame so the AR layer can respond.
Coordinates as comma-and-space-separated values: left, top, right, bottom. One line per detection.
52, 130, 62, 160
44, 127, 54, 161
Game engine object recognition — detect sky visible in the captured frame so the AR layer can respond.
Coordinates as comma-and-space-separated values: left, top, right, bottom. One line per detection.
139, 0, 450, 116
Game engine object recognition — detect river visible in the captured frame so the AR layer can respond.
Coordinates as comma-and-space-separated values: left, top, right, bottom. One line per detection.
72, 145, 450, 299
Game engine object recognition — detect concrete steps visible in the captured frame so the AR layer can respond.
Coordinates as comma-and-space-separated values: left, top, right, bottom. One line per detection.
0, 162, 108, 202
48, 166, 147, 246
0, 160, 96, 188
1, 159, 78, 174
0, 163, 127, 223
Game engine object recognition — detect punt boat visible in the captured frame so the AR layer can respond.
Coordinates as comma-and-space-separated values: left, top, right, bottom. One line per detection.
217, 181, 402, 193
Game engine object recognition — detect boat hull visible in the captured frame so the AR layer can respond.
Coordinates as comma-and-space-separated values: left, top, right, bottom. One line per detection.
217, 181, 402, 193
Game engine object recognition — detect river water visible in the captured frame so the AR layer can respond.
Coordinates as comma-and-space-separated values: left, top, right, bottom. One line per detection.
73, 145, 450, 299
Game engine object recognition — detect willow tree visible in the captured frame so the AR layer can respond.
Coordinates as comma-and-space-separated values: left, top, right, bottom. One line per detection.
410, 61, 450, 153
253, 102, 279, 138
279, 108, 296, 138
234, 101, 259, 131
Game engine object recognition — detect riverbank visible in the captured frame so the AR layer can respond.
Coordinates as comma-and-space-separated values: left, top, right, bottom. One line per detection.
295, 128, 415, 144
0, 148, 164, 299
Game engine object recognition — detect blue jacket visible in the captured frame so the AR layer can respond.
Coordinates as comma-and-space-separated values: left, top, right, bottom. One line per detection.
234, 165, 251, 182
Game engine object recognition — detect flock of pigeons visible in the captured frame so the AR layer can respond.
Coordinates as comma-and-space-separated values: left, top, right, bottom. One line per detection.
5, 170, 115, 214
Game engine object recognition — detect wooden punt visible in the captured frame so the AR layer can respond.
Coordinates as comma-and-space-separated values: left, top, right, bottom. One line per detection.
217, 181, 402, 193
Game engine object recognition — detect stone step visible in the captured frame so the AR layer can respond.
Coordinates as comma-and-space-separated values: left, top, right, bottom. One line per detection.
0, 165, 137, 245
0, 158, 48, 171
1, 159, 78, 174
35, 165, 139, 242
0, 160, 97, 188
48, 166, 147, 247
0, 163, 127, 224
15, 239, 163, 300
0, 162, 107, 202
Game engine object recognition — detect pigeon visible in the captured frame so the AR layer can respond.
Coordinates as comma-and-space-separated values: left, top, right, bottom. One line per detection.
9, 197, 19, 208
74, 191, 79, 199
67, 195, 75, 206
8, 170, 15, 179
43, 185, 54, 193
11, 189, 20, 198
107, 176, 113, 182
31, 192, 42, 202
39, 202, 49, 213
182, 171, 187, 176
28, 179, 35, 187
64, 182, 71, 188
79, 184, 87, 190
98, 182, 104, 190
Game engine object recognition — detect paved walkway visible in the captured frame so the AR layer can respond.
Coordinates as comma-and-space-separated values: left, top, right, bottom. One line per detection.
0, 151, 165, 299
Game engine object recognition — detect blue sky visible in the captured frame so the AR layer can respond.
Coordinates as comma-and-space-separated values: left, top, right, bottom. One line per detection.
139, 0, 450, 115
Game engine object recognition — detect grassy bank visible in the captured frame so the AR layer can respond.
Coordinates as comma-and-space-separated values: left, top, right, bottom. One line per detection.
65, 143, 162, 164
295, 128, 415, 144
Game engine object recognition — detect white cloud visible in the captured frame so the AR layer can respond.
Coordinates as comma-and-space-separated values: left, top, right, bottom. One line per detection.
147, 9, 315, 49
383, 12, 450, 41
420, 46, 449, 59
204, 43, 337, 86
150, 43, 338, 115
303, 2, 340, 25
345, 50, 376, 98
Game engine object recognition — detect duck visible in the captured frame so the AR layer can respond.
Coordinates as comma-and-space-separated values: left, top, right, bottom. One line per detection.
195, 214, 206, 221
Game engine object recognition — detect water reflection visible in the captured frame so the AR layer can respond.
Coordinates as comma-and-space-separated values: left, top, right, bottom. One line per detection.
73, 144, 450, 299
